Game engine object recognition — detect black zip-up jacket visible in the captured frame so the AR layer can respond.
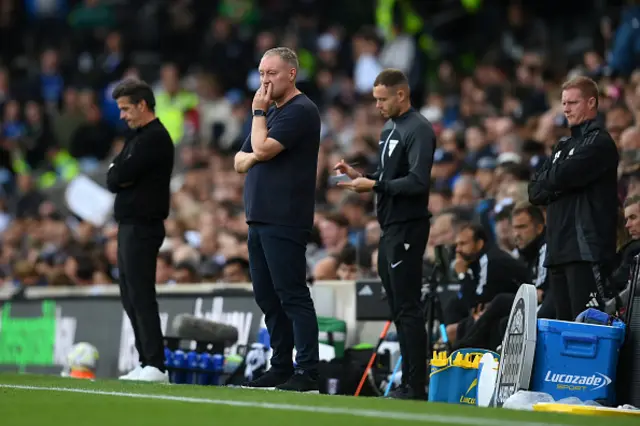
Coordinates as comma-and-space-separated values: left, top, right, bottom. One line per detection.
458, 245, 530, 310
106, 118, 174, 223
528, 119, 619, 267
610, 239, 640, 291
516, 232, 549, 293
367, 108, 435, 228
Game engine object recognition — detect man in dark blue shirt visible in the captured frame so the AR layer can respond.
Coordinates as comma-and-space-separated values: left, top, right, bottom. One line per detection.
234, 47, 321, 392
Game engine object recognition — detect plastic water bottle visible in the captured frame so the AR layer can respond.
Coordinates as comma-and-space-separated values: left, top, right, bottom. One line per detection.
164, 348, 173, 382
211, 354, 225, 386
164, 348, 173, 369
258, 328, 270, 348
186, 351, 199, 384
171, 350, 187, 384
197, 353, 212, 386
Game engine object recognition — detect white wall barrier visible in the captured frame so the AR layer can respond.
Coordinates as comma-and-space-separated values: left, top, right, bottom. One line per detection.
0, 281, 357, 378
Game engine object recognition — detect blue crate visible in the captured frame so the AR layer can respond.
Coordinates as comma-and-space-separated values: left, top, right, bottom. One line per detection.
531, 319, 625, 405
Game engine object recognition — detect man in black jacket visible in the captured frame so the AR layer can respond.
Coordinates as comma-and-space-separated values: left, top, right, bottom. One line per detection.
445, 222, 530, 343
335, 69, 435, 400
511, 202, 554, 318
613, 195, 640, 291
451, 203, 554, 350
529, 76, 619, 320
107, 78, 174, 383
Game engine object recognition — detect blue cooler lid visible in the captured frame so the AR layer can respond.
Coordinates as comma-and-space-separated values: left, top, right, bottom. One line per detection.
537, 319, 625, 342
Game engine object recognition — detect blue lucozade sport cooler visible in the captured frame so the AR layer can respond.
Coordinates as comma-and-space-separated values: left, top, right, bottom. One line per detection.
531, 319, 625, 404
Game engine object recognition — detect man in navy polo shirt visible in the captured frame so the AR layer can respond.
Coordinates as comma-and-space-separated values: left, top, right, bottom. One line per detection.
234, 47, 321, 393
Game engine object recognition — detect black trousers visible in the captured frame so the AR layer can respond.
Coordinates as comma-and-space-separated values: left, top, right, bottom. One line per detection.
248, 223, 319, 375
378, 218, 430, 390
453, 291, 556, 351
117, 221, 165, 371
549, 261, 608, 321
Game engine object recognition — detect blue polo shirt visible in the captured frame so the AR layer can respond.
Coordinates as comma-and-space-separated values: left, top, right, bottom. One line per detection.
241, 94, 320, 230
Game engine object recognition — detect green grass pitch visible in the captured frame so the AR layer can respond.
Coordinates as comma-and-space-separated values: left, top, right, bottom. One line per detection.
0, 373, 637, 426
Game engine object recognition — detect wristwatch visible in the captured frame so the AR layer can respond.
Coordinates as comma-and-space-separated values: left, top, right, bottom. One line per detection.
253, 109, 266, 117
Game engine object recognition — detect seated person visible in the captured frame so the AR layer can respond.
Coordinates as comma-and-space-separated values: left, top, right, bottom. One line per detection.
605, 195, 640, 315
336, 245, 359, 281
444, 222, 529, 344
452, 203, 553, 351
456, 198, 640, 351
612, 195, 640, 291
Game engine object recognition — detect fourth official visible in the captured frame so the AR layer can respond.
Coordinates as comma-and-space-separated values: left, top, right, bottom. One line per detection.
335, 69, 436, 400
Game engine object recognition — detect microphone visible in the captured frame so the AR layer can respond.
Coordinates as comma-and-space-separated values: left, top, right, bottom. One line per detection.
171, 314, 239, 345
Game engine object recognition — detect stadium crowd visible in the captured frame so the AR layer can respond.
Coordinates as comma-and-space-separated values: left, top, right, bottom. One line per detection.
0, 0, 639, 295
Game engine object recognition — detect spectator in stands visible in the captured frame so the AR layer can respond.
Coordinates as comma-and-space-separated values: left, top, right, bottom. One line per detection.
312, 212, 352, 277
336, 245, 359, 281
52, 87, 86, 151
607, 1, 640, 77
173, 261, 199, 284
475, 157, 498, 197
431, 148, 459, 191
619, 126, 640, 176
428, 186, 452, 216
154, 63, 198, 144
68, 0, 115, 34
22, 100, 56, 171
607, 105, 634, 147
221, 257, 250, 283
69, 99, 115, 165
2, 99, 26, 144
13, 260, 39, 288
426, 210, 461, 272
64, 254, 95, 286
452, 175, 482, 208
30, 49, 65, 109
15, 174, 45, 219
156, 252, 174, 285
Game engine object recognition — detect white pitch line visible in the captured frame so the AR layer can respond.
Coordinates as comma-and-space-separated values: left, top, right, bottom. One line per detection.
0, 384, 561, 426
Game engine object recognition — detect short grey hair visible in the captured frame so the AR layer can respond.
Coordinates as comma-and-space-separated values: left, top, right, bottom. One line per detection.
454, 175, 483, 198
263, 47, 299, 70
624, 194, 640, 208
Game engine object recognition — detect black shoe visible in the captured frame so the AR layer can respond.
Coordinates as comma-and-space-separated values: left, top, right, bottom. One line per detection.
387, 384, 427, 401
242, 369, 292, 389
386, 384, 409, 399
275, 370, 319, 393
